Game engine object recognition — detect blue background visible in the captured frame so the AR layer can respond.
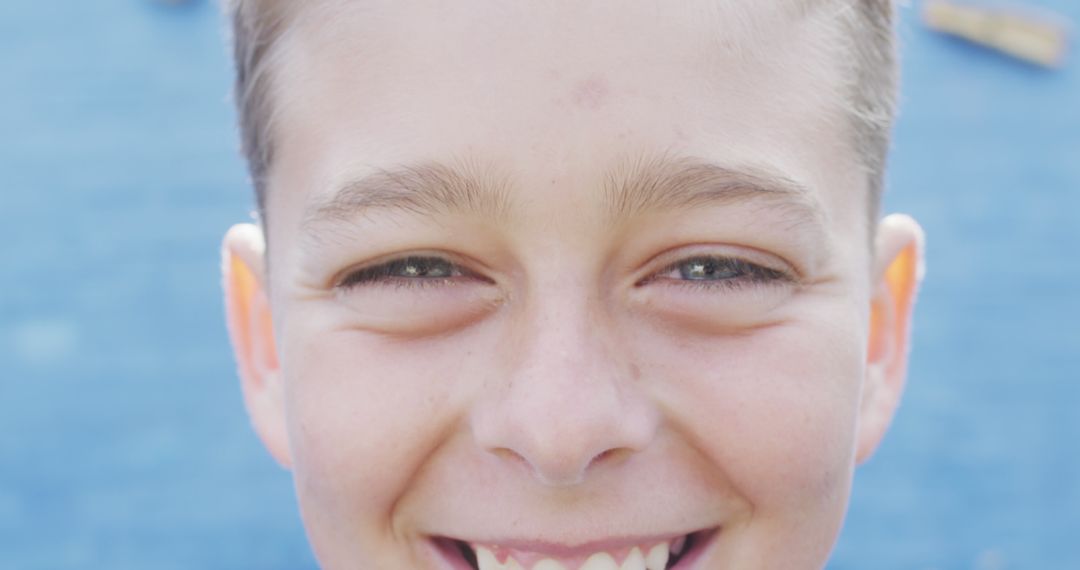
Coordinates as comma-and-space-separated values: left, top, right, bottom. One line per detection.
1, 1, 1077, 568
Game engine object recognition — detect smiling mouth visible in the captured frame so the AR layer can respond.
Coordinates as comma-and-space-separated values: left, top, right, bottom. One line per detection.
434, 528, 717, 570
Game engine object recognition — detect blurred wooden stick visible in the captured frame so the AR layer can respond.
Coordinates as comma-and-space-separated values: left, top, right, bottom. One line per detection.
923, 1, 1071, 68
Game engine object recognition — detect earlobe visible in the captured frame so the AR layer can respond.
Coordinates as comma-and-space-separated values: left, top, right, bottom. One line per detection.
222, 223, 292, 469
856, 214, 925, 464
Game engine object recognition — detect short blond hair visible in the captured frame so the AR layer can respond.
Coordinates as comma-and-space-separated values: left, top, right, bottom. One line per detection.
227, 1, 898, 222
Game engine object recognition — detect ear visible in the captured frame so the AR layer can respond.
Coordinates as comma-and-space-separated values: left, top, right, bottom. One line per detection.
222, 223, 292, 469
856, 214, 925, 464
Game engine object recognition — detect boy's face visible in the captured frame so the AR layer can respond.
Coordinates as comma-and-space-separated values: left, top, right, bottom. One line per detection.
224, 1, 923, 568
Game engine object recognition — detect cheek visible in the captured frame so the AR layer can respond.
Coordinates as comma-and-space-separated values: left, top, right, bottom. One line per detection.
279, 321, 475, 540
646, 311, 864, 514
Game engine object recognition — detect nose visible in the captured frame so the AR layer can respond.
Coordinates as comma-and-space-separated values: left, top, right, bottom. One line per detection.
471, 298, 659, 487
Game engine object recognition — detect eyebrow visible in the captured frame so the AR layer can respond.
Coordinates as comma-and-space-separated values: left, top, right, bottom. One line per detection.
301, 152, 826, 239
302, 158, 515, 230
601, 151, 826, 230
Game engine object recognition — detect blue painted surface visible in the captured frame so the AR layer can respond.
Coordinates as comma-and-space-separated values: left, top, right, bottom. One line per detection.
0, 2, 1076, 569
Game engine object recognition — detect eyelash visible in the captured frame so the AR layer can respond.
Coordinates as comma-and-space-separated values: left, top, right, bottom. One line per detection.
337, 256, 474, 290
336, 254, 793, 291
647, 255, 793, 291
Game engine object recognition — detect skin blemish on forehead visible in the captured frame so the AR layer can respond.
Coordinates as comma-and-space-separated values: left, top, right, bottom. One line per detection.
570, 74, 611, 110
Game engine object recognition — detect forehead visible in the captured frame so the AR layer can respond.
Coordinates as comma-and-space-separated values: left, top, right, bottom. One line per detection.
266, 0, 864, 246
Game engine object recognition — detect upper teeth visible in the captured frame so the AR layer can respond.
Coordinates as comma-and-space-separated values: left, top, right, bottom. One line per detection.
473, 540, 673, 570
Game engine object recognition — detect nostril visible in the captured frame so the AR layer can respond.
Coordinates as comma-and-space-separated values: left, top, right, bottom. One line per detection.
592, 447, 625, 464
490, 446, 530, 469
586, 447, 629, 471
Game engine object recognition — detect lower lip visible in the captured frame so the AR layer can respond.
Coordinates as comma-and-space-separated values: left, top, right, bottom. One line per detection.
425, 528, 720, 570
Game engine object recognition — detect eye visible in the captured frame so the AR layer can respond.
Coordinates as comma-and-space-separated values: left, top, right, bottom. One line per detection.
337, 255, 473, 289
328, 253, 502, 335
648, 255, 793, 290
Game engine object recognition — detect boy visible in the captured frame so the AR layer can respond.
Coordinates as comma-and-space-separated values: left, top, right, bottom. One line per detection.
220, 1, 925, 568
